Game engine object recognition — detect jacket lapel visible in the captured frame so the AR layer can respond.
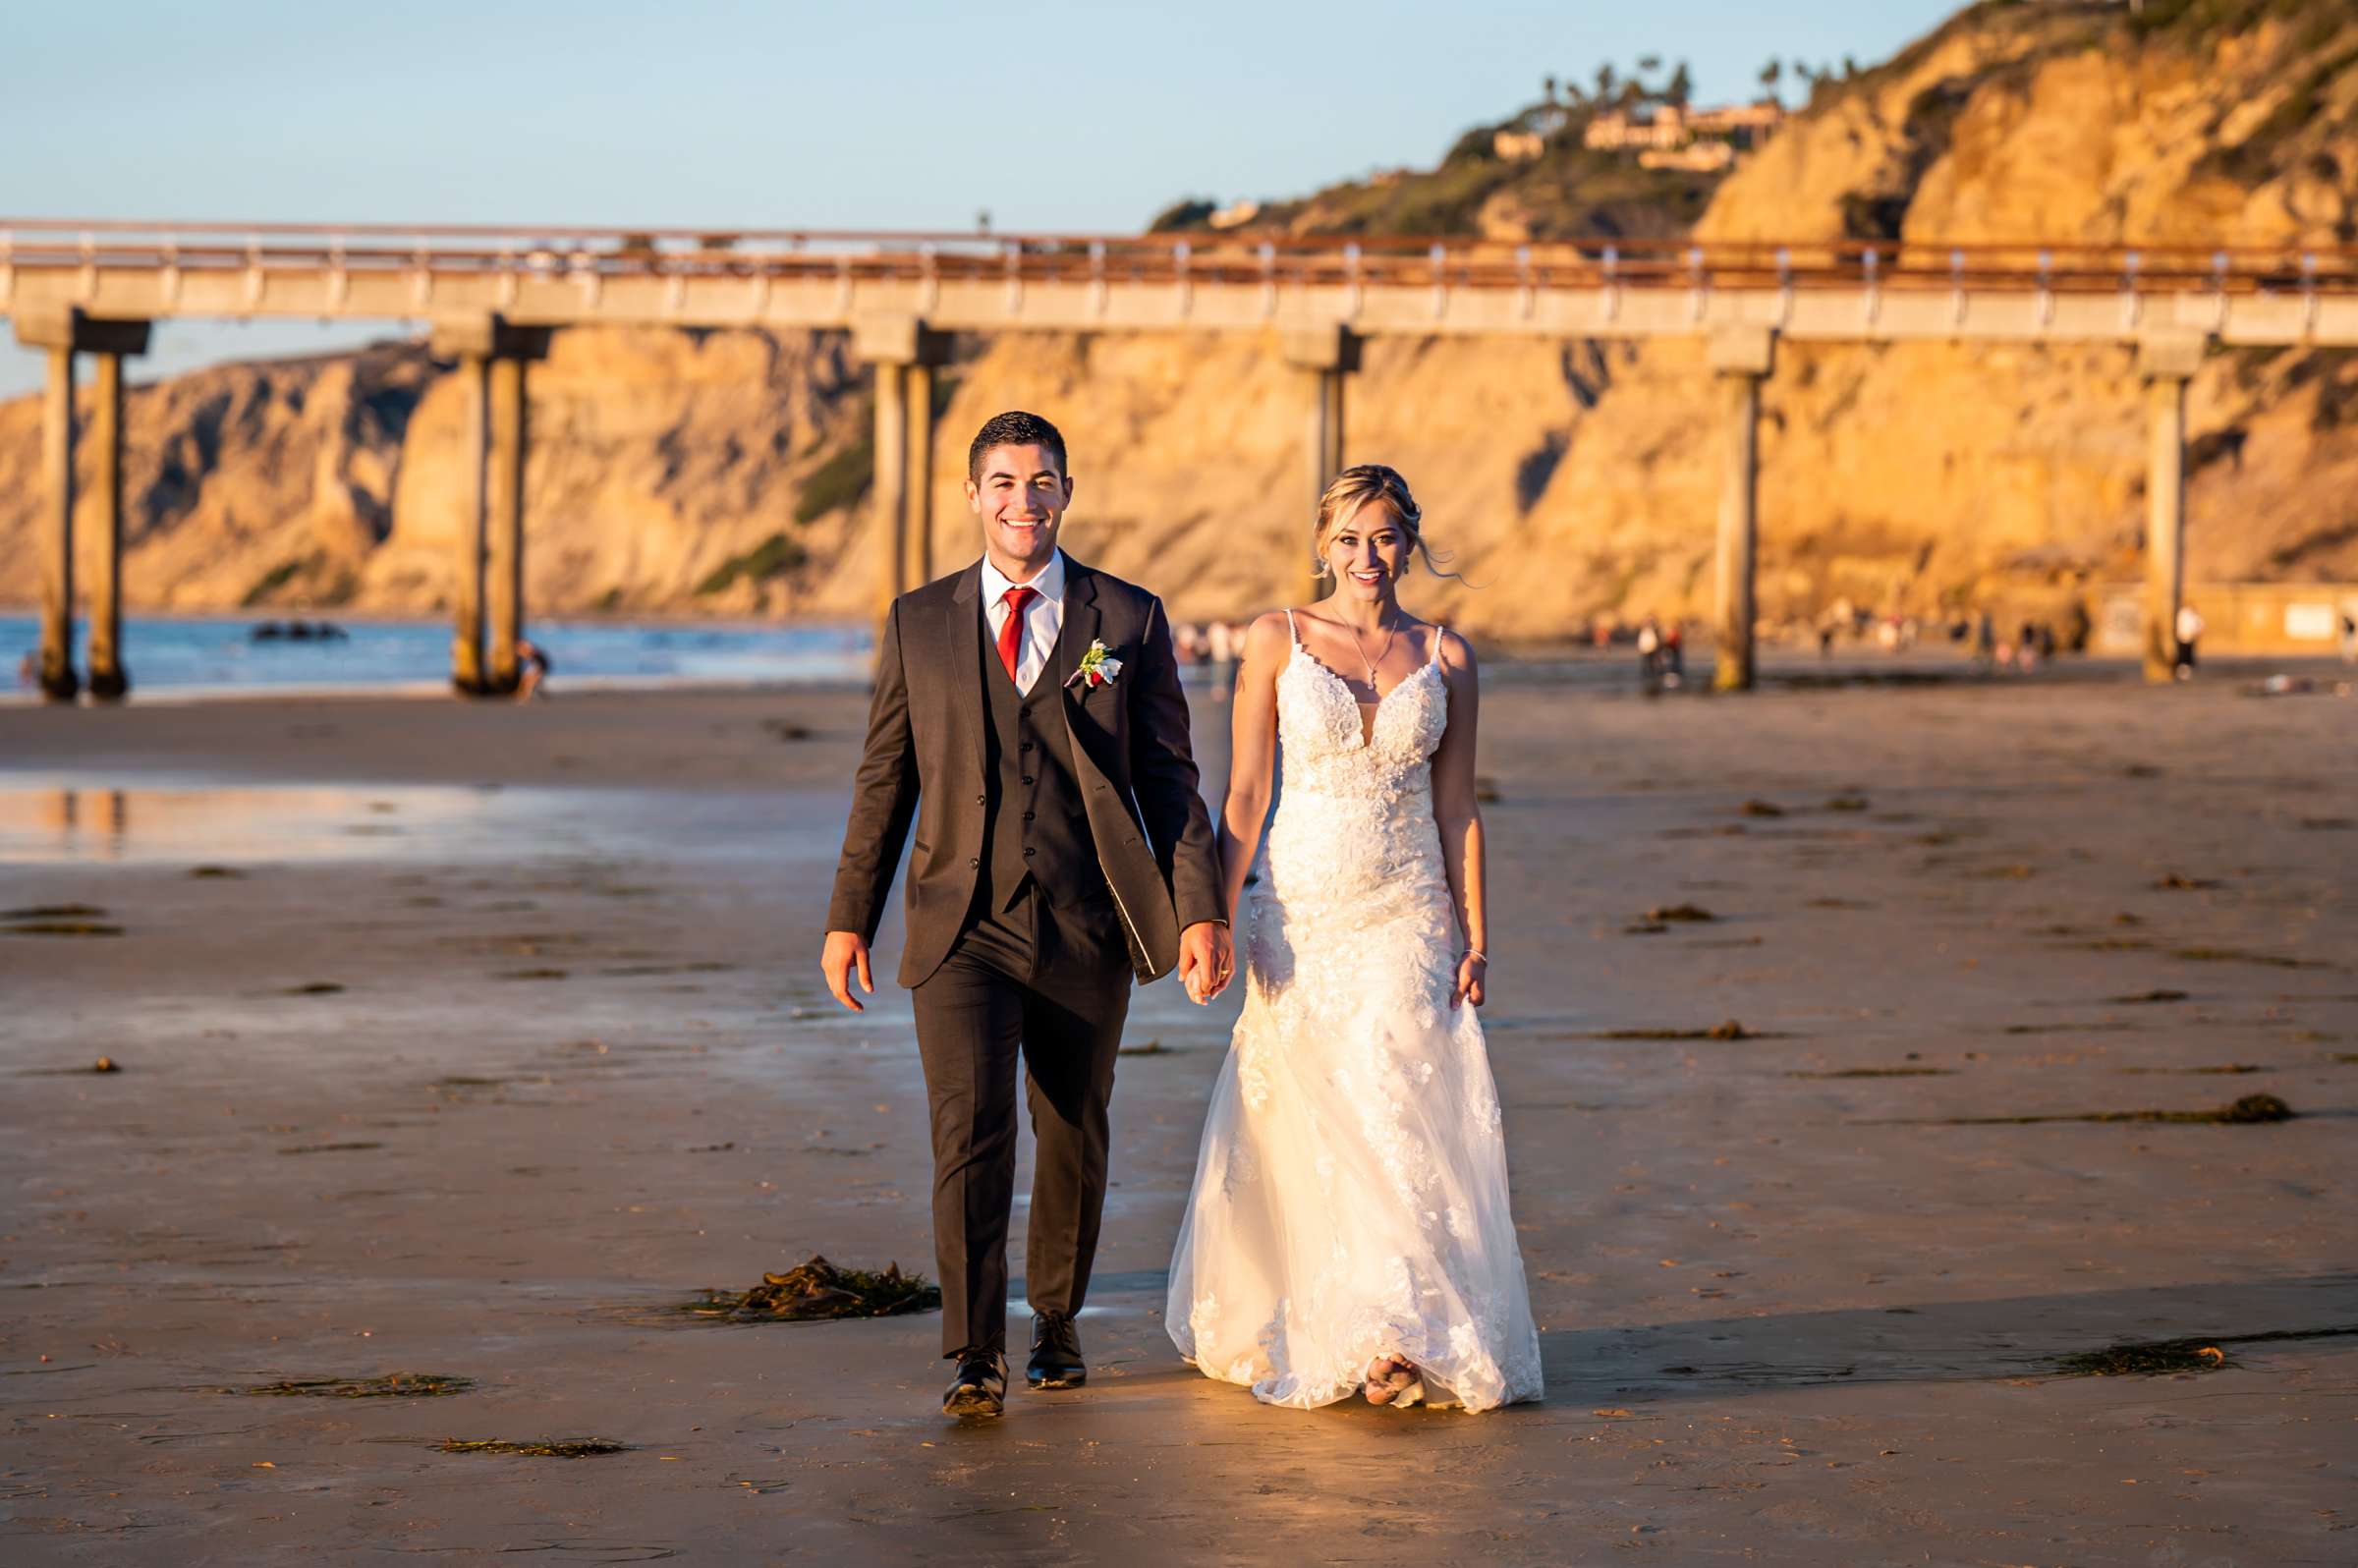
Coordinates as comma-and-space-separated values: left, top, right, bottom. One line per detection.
1053, 559, 1100, 699
949, 561, 986, 776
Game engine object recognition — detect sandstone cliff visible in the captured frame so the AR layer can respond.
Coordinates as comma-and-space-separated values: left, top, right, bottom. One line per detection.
4, 0, 2355, 638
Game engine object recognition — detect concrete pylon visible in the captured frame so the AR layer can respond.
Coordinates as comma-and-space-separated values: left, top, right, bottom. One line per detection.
2139, 331, 2207, 684
12, 308, 152, 704
430, 315, 552, 696
87, 353, 131, 700
1708, 324, 1776, 693
1284, 324, 1363, 605
854, 315, 953, 618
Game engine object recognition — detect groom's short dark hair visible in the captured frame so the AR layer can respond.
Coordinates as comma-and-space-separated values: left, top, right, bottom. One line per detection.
967, 411, 1068, 482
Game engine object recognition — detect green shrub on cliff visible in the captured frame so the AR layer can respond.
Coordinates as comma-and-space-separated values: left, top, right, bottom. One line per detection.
793, 433, 873, 525
695, 532, 806, 595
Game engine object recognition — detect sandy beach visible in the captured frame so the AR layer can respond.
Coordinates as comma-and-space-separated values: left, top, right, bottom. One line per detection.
3, 665, 2354, 1565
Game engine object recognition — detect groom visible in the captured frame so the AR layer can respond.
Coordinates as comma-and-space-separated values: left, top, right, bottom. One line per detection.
821, 410, 1232, 1419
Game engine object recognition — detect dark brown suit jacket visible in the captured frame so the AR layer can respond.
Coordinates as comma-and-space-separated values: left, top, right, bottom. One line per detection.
825, 556, 1223, 987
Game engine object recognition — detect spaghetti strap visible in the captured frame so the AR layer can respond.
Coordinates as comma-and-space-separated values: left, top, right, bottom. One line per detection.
1283, 608, 1301, 644
1430, 624, 1447, 667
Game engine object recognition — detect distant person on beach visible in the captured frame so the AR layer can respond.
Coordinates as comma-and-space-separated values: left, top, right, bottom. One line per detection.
16, 651, 35, 690
2174, 603, 2205, 680
515, 639, 551, 700
2339, 610, 2356, 667
820, 411, 1229, 1421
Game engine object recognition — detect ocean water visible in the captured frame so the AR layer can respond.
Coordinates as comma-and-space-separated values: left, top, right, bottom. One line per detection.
0, 613, 873, 699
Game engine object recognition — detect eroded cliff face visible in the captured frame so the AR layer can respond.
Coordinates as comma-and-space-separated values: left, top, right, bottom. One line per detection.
4, 2, 2355, 636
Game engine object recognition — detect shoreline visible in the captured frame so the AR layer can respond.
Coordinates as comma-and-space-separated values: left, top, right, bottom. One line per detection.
4, 647, 2352, 712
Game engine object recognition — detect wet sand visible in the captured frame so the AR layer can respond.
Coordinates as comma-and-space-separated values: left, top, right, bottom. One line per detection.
3, 669, 2354, 1565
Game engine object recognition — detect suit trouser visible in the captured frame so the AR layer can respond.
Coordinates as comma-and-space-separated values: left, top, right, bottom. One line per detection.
910, 880, 1132, 1358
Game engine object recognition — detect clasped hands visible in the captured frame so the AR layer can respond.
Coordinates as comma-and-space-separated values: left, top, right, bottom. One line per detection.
820, 921, 1236, 1011
1177, 921, 1234, 1006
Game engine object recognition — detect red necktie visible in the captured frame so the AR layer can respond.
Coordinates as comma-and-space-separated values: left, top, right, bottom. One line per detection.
996, 586, 1037, 685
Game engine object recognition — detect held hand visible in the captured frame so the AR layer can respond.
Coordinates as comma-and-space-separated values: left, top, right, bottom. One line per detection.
821, 929, 873, 1013
1177, 921, 1235, 1005
1451, 952, 1488, 1009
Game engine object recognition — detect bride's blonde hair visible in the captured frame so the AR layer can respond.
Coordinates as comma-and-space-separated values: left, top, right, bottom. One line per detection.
1312, 464, 1458, 581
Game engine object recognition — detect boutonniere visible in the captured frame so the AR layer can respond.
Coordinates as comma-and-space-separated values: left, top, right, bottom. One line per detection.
1065, 639, 1123, 690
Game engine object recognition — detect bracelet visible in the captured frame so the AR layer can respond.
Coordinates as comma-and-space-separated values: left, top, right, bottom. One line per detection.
1463, 948, 1488, 964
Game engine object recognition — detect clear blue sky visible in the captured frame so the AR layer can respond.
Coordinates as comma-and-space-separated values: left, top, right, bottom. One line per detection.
2, 0, 1959, 397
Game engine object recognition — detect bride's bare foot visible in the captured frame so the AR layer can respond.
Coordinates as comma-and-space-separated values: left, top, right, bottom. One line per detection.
1364, 1354, 1421, 1406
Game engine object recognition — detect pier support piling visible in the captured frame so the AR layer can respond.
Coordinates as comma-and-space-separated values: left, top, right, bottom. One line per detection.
34, 343, 78, 702
855, 315, 952, 619
13, 308, 151, 703
1708, 325, 1775, 693
1284, 324, 1362, 604
431, 314, 550, 696
2140, 332, 2206, 684
87, 351, 131, 700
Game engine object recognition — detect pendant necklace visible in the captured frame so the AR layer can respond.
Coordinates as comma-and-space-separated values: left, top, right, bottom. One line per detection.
1344, 613, 1397, 698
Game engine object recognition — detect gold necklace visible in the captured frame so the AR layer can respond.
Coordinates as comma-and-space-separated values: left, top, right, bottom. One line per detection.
1343, 613, 1397, 694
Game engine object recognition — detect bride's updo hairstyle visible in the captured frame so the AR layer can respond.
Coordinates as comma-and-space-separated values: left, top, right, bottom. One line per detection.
1312, 464, 1459, 581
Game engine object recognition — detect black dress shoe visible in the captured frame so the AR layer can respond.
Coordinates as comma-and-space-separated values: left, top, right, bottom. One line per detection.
942, 1348, 1006, 1419
1026, 1313, 1086, 1389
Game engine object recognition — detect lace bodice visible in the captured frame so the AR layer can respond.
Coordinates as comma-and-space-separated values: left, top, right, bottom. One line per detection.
1273, 616, 1451, 798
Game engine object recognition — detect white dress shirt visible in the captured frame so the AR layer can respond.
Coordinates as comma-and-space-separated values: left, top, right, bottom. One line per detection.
980, 549, 1068, 696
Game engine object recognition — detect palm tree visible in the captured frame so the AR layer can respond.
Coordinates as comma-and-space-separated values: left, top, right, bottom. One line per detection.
1758, 58, 1781, 101
1596, 63, 1617, 102
1667, 60, 1694, 108
1543, 73, 1557, 104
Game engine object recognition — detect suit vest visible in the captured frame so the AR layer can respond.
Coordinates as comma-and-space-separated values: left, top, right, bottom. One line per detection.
979, 604, 1107, 914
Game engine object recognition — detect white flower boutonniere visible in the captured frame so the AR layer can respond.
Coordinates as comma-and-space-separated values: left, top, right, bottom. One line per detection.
1066, 639, 1123, 690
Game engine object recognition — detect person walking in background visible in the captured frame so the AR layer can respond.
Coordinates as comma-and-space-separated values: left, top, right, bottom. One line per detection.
2338, 608, 2357, 667
2174, 602, 2205, 680
515, 639, 551, 700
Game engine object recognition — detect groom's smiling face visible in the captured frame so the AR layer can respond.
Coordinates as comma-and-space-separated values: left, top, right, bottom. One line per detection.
967, 442, 1073, 580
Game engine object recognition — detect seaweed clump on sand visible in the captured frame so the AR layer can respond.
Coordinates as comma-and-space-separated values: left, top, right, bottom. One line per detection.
2049, 1324, 2358, 1378
684, 1256, 941, 1322
439, 1437, 628, 1457
3, 903, 125, 937
241, 1372, 474, 1398
1583, 1020, 1758, 1041
1907, 1093, 2293, 1127
2052, 1339, 2228, 1376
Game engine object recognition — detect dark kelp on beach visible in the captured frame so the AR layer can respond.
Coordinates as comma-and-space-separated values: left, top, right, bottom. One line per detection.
2050, 1324, 2358, 1377
683, 1256, 941, 1322
238, 1372, 474, 1398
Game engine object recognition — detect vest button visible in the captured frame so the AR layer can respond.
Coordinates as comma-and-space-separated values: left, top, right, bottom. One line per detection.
1022, 776, 1035, 786
975, 793, 985, 806
1023, 847, 1037, 859
968, 857, 980, 868
1020, 741, 1035, 752
1022, 811, 1035, 822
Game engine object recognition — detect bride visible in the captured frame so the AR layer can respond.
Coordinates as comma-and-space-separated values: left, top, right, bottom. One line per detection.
1167, 465, 1543, 1412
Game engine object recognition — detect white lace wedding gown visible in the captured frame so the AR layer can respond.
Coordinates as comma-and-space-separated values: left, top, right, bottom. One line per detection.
1166, 615, 1544, 1412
